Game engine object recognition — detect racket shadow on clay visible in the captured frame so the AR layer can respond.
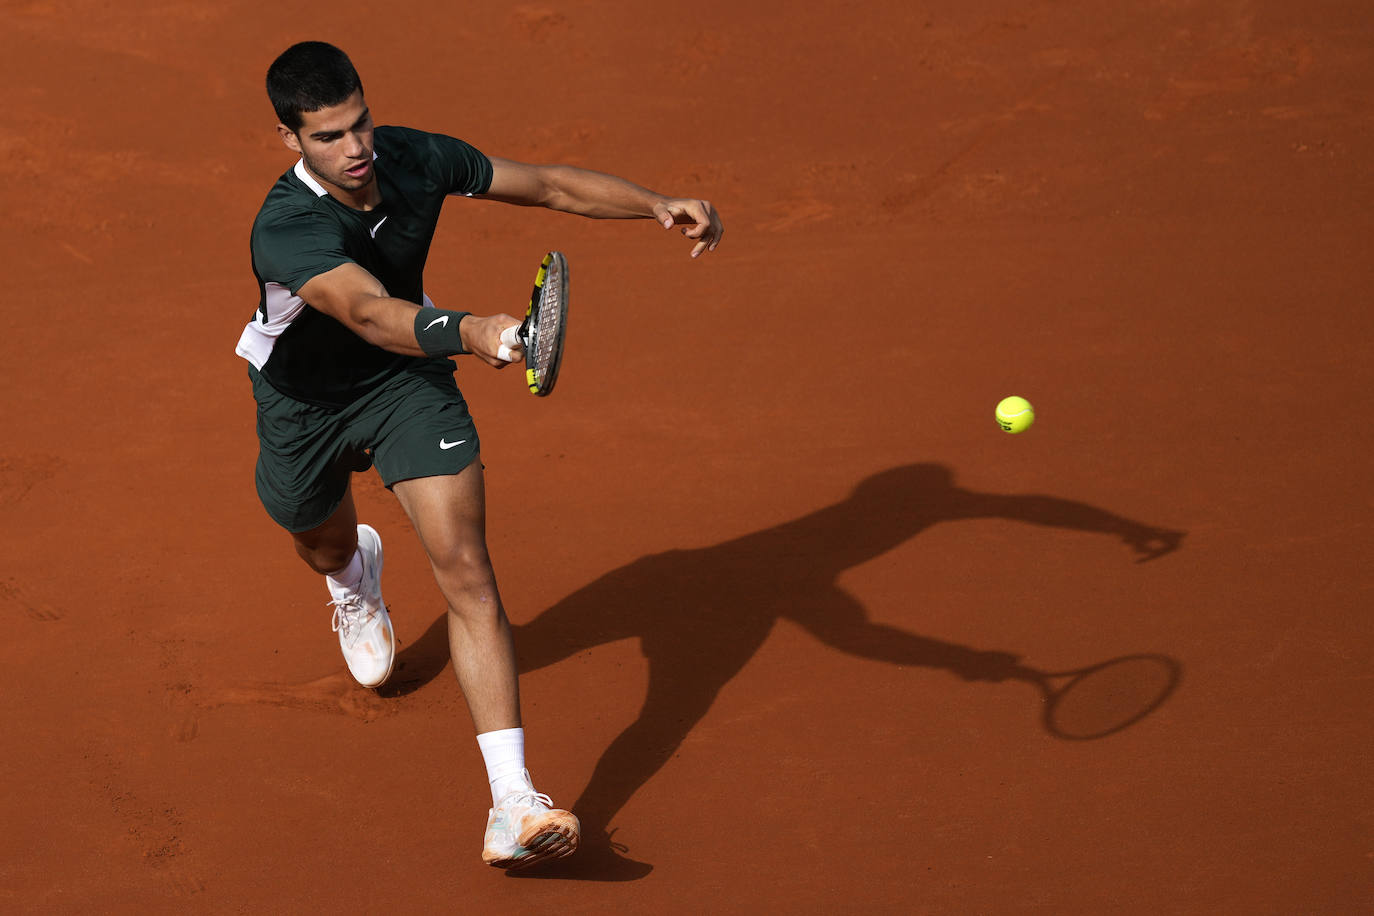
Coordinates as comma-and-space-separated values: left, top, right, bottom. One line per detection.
1007, 654, 1182, 740
501, 462, 1186, 881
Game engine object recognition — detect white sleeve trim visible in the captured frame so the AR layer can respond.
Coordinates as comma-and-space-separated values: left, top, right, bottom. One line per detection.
234, 281, 308, 370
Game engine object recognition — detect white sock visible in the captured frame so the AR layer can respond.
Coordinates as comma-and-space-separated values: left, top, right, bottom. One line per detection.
326, 550, 364, 594
476, 727, 533, 804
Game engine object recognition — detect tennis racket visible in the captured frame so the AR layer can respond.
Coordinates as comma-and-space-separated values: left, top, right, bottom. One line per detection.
1007, 654, 1182, 740
500, 251, 569, 396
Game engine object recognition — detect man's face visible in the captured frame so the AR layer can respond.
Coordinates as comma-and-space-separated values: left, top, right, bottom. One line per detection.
278, 88, 375, 194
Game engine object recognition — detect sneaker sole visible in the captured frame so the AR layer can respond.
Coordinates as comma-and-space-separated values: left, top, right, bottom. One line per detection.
485, 810, 581, 870
485, 839, 578, 870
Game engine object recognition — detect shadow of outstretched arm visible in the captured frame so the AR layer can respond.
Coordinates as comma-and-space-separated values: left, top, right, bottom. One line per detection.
788, 589, 1022, 682
952, 491, 1184, 563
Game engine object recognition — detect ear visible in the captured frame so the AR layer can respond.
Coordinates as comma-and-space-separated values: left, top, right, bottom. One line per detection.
277, 124, 302, 154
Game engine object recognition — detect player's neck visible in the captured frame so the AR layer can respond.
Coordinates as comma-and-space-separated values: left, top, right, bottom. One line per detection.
326, 181, 381, 212
339, 184, 382, 211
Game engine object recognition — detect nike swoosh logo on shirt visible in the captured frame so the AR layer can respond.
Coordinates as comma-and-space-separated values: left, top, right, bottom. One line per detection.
439, 438, 466, 450
369, 216, 388, 238
423, 315, 449, 331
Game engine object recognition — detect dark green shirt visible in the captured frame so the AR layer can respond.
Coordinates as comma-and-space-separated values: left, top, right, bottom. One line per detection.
238, 125, 493, 407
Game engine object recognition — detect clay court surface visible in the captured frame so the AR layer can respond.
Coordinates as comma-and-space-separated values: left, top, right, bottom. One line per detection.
3, 0, 1371, 911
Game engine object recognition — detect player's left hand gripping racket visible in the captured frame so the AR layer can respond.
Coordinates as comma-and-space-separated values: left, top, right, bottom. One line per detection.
499, 251, 569, 396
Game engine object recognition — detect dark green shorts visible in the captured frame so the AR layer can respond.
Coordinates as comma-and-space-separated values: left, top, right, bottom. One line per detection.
250, 361, 480, 532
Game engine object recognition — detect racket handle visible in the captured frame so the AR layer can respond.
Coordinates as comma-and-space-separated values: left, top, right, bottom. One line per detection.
497, 324, 522, 363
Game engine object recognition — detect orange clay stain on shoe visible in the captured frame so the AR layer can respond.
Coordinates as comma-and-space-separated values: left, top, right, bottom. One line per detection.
482, 789, 581, 869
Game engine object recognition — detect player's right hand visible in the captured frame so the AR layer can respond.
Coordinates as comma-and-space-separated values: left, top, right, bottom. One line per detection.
652, 197, 724, 258
1124, 527, 1185, 563
461, 313, 525, 368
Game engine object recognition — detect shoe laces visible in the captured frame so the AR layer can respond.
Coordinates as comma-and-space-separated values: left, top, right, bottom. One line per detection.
498, 788, 554, 814
329, 596, 371, 646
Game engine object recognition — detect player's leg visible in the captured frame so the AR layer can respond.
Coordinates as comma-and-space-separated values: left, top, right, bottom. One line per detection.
364, 363, 514, 724
392, 465, 518, 732
250, 366, 394, 687
290, 483, 358, 574
291, 484, 396, 688
391, 466, 579, 869
365, 361, 577, 867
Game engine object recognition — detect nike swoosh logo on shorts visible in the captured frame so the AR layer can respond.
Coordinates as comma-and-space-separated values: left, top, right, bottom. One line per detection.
369, 216, 388, 237
424, 315, 449, 331
439, 438, 466, 450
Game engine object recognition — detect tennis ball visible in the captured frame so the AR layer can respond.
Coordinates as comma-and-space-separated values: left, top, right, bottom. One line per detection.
995, 396, 1035, 434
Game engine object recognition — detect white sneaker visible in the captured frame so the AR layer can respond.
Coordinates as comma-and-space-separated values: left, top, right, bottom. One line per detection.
481, 773, 580, 869
327, 524, 395, 688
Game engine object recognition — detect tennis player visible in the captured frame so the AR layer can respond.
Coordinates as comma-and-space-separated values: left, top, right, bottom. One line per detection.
235, 41, 722, 870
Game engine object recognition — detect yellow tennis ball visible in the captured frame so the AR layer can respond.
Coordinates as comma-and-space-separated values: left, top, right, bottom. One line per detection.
996, 396, 1035, 433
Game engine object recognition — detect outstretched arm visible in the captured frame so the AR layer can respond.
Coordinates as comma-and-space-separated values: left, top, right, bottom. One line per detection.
297, 262, 523, 367
478, 158, 724, 258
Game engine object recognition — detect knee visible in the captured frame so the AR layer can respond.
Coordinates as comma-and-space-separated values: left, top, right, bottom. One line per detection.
295, 535, 355, 576
430, 542, 499, 602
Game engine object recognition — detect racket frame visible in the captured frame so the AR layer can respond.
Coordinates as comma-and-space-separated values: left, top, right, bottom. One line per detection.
519, 251, 569, 397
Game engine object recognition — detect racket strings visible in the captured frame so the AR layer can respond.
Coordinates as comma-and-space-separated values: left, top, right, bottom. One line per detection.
530, 271, 564, 379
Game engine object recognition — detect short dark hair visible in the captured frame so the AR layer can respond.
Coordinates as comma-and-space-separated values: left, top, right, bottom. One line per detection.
266, 41, 364, 131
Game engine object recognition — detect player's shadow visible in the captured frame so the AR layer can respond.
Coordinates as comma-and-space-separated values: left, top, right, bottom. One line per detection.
376, 612, 450, 699
501, 462, 1184, 881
